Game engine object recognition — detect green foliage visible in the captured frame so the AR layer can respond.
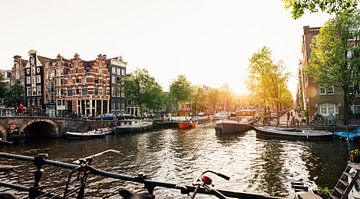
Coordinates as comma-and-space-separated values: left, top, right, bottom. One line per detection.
4, 80, 24, 107
307, 10, 360, 124
317, 186, 331, 198
207, 88, 221, 113
192, 86, 208, 113
0, 74, 7, 100
247, 47, 293, 120
169, 75, 193, 110
122, 68, 163, 113
283, 0, 358, 19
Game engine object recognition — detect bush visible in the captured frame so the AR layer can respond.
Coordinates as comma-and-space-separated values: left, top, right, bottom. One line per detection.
317, 186, 331, 198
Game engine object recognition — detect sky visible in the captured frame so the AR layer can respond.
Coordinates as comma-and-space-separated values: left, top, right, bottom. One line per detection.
0, 0, 330, 98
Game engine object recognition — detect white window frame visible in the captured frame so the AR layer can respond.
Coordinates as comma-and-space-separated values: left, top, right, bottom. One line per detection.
318, 103, 338, 116
319, 84, 335, 95
326, 85, 334, 95
36, 75, 41, 83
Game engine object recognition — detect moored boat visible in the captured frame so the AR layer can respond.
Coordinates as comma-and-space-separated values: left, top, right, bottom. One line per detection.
334, 127, 360, 141
178, 121, 197, 129
215, 119, 253, 135
99, 127, 114, 135
115, 120, 153, 134
254, 126, 333, 140
65, 129, 105, 139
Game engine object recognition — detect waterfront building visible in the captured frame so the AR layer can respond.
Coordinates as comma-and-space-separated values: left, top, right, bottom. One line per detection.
24, 50, 45, 114
11, 55, 27, 86
298, 26, 360, 121
56, 53, 111, 117
0, 69, 12, 85
109, 56, 127, 115
55, 53, 128, 117
10, 50, 127, 117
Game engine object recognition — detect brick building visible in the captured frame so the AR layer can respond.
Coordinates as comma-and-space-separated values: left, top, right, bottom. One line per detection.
13, 50, 127, 117
298, 26, 360, 121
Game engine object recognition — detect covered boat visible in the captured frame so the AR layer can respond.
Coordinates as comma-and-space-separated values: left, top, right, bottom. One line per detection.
215, 119, 253, 135
115, 120, 153, 134
334, 127, 360, 141
254, 126, 333, 140
65, 129, 105, 139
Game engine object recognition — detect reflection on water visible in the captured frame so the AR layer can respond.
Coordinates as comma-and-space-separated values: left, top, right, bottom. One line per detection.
0, 124, 350, 198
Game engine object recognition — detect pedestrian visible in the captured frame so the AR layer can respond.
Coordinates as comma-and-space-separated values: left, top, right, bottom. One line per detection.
328, 112, 335, 126
287, 112, 290, 127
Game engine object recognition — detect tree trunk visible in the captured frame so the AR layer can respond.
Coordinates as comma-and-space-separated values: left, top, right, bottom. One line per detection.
343, 87, 351, 125
276, 103, 280, 125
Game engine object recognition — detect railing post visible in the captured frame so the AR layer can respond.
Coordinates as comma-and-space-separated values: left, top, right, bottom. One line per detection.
29, 153, 48, 199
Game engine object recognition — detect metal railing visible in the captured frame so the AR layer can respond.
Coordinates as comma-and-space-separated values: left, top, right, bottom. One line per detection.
0, 151, 280, 199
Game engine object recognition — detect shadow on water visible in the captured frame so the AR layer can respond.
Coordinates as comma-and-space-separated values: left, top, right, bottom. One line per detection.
215, 132, 247, 145
254, 139, 288, 197
300, 140, 349, 188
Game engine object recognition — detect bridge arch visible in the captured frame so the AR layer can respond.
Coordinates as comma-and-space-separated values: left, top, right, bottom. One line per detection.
20, 119, 59, 138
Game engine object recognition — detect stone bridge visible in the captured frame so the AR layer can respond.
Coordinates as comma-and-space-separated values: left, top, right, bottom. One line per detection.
0, 117, 120, 138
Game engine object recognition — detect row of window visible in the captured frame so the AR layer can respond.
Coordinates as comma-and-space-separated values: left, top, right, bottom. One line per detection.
26, 86, 42, 96
111, 86, 125, 97
319, 84, 334, 95
26, 76, 41, 85
111, 67, 126, 76
318, 103, 339, 115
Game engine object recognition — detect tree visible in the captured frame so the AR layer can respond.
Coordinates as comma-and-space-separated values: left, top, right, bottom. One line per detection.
143, 82, 164, 113
307, 11, 360, 124
169, 75, 192, 111
207, 88, 221, 113
4, 79, 24, 107
247, 47, 292, 124
283, 0, 358, 19
192, 86, 208, 114
122, 68, 162, 114
220, 84, 235, 112
0, 74, 7, 101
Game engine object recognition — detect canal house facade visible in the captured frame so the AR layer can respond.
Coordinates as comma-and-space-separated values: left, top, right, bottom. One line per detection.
24, 50, 46, 114
109, 57, 127, 115
11, 50, 128, 117
298, 26, 360, 121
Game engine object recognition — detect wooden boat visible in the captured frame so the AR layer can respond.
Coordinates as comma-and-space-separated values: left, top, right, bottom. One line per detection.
254, 126, 333, 140
215, 119, 253, 135
178, 121, 197, 129
115, 120, 153, 134
65, 130, 105, 139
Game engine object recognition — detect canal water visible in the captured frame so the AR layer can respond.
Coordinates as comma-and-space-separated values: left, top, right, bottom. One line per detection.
0, 122, 351, 198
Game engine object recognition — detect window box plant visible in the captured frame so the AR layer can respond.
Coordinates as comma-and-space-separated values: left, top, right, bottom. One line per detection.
350, 149, 360, 163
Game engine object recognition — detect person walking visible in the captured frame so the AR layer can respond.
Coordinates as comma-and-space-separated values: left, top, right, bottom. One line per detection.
287, 112, 290, 127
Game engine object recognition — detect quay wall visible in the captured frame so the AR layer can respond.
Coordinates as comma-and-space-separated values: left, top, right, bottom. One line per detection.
0, 117, 121, 138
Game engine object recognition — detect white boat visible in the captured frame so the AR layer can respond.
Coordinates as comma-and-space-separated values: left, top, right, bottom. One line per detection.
65, 129, 105, 139
254, 126, 333, 140
99, 127, 114, 135
115, 120, 153, 133
213, 112, 230, 120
